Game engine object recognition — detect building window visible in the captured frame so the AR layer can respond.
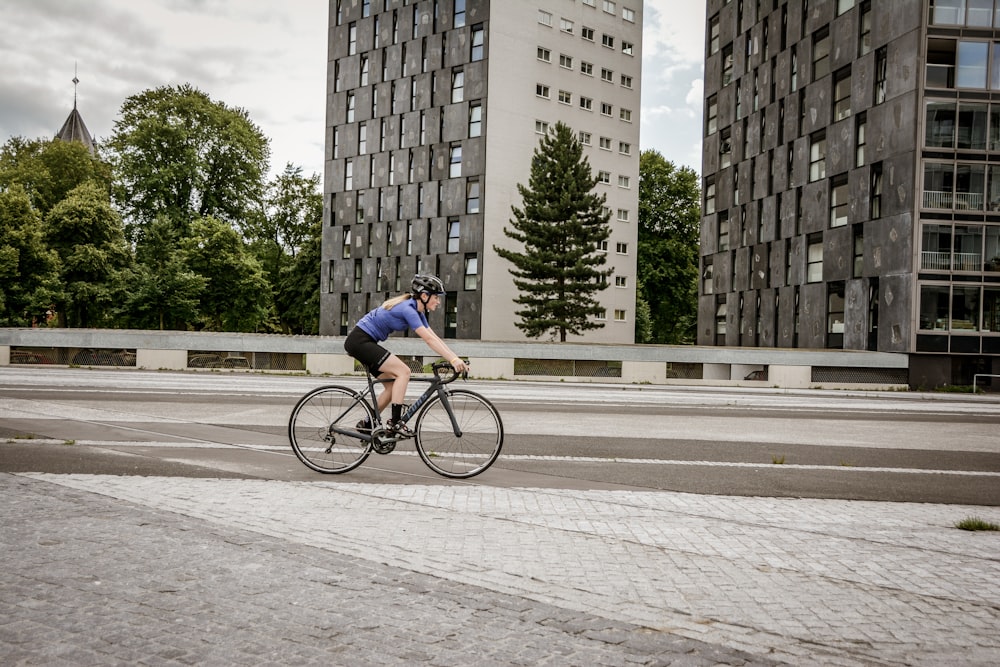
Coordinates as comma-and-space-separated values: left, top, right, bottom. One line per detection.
619, 108, 632, 122
581, 26, 595, 41
464, 254, 478, 289
536, 83, 550, 99
447, 218, 460, 253
706, 95, 718, 134
537, 47, 551, 62
596, 239, 608, 253
580, 61, 594, 76
344, 159, 353, 190
601, 102, 613, 116
348, 22, 357, 55
810, 132, 827, 182
353, 259, 362, 292
828, 281, 846, 343
831, 176, 849, 227
836, 0, 855, 16
856, 112, 867, 166
597, 170, 611, 184
560, 18, 574, 33
469, 102, 482, 137
807, 235, 823, 282
346, 93, 355, 123
614, 309, 627, 322
603, 1, 616, 14
859, 1, 872, 56
958, 41, 989, 88
616, 242, 628, 254
558, 90, 572, 104
622, 7, 635, 22
834, 68, 852, 120
538, 10, 552, 26
618, 175, 631, 188
615, 275, 628, 287
616, 208, 629, 222
718, 210, 729, 250
813, 28, 830, 80
579, 131, 592, 145
454, 0, 466, 28
535, 120, 549, 134
621, 74, 633, 88
871, 162, 883, 218
579, 96, 593, 110
599, 136, 612, 150
875, 46, 888, 102
602, 33, 614, 49
449, 145, 462, 178
705, 177, 716, 215
622, 41, 634, 56
452, 69, 465, 103
722, 44, 734, 86
471, 24, 484, 61
342, 226, 352, 259
720, 127, 732, 168
853, 224, 865, 277
708, 15, 721, 55
560, 54, 573, 69
601, 67, 614, 82
466, 179, 480, 213
619, 141, 631, 155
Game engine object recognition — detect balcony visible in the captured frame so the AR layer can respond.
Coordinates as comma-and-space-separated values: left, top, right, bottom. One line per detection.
922, 190, 984, 211
921, 251, 983, 271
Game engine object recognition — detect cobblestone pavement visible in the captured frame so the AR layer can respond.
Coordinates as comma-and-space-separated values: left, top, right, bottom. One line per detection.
3, 473, 999, 666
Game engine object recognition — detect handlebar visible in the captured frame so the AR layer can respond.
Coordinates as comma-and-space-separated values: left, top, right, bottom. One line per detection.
431, 359, 468, 384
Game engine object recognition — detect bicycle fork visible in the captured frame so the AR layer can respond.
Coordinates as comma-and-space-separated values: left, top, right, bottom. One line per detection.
404, 387, 463, 437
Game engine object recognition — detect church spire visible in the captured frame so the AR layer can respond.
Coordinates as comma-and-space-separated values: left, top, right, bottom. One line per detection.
55, 65, 95, 154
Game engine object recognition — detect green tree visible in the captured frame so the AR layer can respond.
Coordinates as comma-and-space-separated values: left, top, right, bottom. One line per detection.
0, 185, 61, 325
494, 122, 612, 341
246, 163, 323, 333
0, 136, 111, 216
118, 216, 206, 330
44, 182, 131, 328
273, 219, 322, 335
182, 216, 271, 332
105, 84, 270, 241
637, 150, 701, 344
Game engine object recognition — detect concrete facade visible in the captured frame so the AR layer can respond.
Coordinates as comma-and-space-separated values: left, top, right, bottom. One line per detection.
319, 0, 642, 343
698, 0, 1000, 387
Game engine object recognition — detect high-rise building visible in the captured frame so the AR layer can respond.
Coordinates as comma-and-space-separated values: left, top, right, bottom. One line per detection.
320, 0, 642, 343
698, 0, 1000, 387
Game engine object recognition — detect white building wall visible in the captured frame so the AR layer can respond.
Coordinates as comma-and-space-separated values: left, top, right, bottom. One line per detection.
481, 0, 642, 343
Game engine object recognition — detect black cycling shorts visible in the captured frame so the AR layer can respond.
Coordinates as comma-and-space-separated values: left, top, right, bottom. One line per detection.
344, 327, 391, 374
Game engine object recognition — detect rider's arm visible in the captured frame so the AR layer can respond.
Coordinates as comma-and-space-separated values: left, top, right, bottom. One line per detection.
413, 326, 468, 372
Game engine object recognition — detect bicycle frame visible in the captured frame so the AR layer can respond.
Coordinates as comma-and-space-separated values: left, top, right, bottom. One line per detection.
330, 363, 462, 443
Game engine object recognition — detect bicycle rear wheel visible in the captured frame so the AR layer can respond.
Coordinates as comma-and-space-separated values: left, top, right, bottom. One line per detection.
289, 386, 373, 473
414, 389, 503, 478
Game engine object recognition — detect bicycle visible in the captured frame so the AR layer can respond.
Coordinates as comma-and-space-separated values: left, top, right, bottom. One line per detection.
288, 360, 503, 479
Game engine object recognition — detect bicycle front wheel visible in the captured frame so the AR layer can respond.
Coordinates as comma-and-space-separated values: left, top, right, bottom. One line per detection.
414, 389, 503, 478
289, 386, 373, 474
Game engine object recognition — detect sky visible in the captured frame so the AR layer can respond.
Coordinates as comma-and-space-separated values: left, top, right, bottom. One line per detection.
0, 0, 707, 180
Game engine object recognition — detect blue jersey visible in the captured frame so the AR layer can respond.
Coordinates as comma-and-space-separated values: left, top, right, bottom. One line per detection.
356, 299, 429, 342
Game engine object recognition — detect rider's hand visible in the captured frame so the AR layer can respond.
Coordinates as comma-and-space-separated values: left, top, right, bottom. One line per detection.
451, 358, 469, 374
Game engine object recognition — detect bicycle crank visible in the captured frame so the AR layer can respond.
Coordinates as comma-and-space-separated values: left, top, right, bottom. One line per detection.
371, 427, 397, 455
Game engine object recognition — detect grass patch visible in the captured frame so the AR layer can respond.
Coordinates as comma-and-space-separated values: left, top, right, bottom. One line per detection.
771, 454, 786, 465
956, 517, 1000, 531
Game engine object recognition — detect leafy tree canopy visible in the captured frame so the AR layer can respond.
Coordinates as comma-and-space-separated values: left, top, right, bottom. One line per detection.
106, 84, 271, 241
637, 150, 701, 344
0, 184, 61, 325
494, 122, 612, 342
0, 136, 111, 216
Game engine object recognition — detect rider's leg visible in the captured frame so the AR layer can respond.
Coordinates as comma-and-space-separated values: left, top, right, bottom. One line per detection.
377, 354, 411, 414
374, 379, 394, 415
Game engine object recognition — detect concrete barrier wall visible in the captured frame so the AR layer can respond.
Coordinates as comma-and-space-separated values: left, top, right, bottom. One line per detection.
0, 328, 910, 389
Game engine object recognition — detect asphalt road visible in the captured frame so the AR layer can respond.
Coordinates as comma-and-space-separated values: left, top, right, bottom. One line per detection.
2, 367, 999, 505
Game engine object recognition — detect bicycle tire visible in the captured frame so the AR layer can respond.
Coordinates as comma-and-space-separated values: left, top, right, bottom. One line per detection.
289, 385, 373, 474
414, 389, 503, 478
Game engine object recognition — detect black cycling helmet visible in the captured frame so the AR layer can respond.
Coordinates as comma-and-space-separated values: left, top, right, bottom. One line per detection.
411, 273, 445, 295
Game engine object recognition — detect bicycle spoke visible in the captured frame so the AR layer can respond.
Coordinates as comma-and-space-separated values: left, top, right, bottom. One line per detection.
288, 386, 373, 474
414, 390, 503, 478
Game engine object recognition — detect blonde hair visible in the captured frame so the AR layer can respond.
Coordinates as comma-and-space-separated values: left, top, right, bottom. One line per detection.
381, 293, 412, 310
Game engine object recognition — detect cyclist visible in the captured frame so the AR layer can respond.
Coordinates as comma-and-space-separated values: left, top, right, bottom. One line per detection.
344, 274, 469, 437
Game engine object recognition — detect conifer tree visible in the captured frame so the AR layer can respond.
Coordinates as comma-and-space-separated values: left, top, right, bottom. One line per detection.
494, 122, 611, 341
